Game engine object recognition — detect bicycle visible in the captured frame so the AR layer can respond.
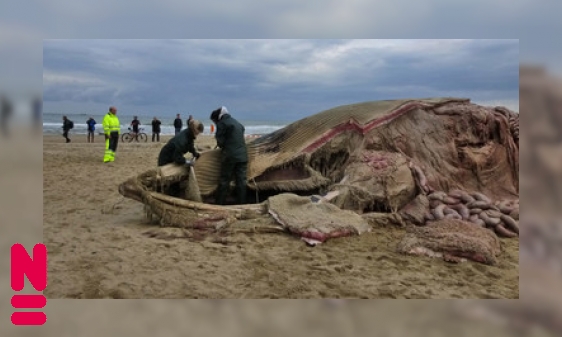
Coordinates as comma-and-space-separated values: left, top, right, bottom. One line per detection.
121, 127, 148, 142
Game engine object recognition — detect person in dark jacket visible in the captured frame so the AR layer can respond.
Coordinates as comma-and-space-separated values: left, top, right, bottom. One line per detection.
86, 117, 96, 143
1, 95, 13, 137
130, 116, 141, 136
62, 115, 73, 143
173, 114, 183, 135
210, 106, 248, 205
158, 119, 203, 166
151, 117, 161, 142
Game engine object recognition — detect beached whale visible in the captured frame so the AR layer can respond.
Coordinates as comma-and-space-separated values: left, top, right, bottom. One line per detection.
119, 97, 519, 253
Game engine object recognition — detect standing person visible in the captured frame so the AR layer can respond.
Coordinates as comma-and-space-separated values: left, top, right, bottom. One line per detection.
0, 95, 13, 137
102, 106, 120, 163
86, 116, 96, 143
210, 106, 248, 205
151, 116, 161, 142
130, 116, 141, 140
32, 96, 42, 135
158, 119, 203, 166
187, 114, 193, 125
62, 115, 73, 143
173, 114, 182, 135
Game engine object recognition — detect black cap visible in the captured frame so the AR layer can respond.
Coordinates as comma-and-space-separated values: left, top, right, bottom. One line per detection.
210, 108, 221, 123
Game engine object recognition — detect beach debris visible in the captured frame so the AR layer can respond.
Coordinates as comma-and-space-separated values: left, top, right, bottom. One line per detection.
396, 219, 501, 265
267, 193, 371, 246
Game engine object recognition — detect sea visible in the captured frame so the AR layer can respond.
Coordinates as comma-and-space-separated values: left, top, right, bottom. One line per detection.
42, 112, 286, 136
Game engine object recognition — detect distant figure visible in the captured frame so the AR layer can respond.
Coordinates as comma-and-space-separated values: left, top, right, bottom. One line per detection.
86, 117, 96, 143
32, 96, 42, 134
210, 106, 248, 205
0, 95, 13, 137
103, 106, 120, 163
158, 119, 203, 166
173, 113, 183, 135
130, 116, 141, 140
151, 117, 161, 142
187, 114, 193, 125
62, 115, 73, 143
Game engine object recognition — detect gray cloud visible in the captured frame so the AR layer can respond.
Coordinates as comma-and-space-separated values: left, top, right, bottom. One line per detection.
42, 39, 518, 121
3, 0, 561, 100
12, 1, 561, 120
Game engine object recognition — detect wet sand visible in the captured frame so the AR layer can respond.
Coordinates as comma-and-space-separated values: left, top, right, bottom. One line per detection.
43, 134, 518, 299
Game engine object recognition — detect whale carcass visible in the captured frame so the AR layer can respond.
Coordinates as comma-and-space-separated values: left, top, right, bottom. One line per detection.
119, 97, 519, 254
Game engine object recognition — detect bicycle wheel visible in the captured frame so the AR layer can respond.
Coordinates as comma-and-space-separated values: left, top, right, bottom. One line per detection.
138, 133, 148, 142
121, 133, 133, 142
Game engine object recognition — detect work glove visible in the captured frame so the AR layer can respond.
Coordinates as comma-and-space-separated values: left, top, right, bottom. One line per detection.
194, 152, 200, 159
105, 134, 109, 140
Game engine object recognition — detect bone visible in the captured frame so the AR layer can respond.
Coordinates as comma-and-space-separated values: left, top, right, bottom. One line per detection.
500, 214, 519, 234
495, 224, 518, 238
322, 190, 341, 202
471, 192, 492, 203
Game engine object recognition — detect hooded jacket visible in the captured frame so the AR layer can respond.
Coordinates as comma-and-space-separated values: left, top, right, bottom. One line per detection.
102, 112, 120, 136
215, 114, 248, 163
158, 127, 199, 166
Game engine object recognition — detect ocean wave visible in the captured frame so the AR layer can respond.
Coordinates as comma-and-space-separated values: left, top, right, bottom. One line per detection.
42, 123, 284, 136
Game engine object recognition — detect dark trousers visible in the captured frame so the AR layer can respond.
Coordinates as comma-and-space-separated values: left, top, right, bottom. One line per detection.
175, 128, 181, 136
216, 160, 247, 205
108, 132, 119, 152
87, 131, 94, 142
152, 132, 160, 142
63, 130, 70, 142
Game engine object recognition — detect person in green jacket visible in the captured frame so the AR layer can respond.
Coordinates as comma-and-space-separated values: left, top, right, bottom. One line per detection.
210, 106, 248, 205
102, 106, 120, 163
158, 119, 203, 166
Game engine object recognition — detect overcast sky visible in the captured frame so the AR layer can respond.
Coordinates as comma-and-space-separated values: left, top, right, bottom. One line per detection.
2, 2, 561, 118
42, 39, 518, 122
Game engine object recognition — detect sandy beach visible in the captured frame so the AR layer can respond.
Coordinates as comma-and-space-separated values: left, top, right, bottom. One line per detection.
43, 134, 518, 299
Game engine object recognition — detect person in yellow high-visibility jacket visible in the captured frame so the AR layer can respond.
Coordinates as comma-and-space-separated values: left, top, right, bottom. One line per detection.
102, 106, 120, 163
